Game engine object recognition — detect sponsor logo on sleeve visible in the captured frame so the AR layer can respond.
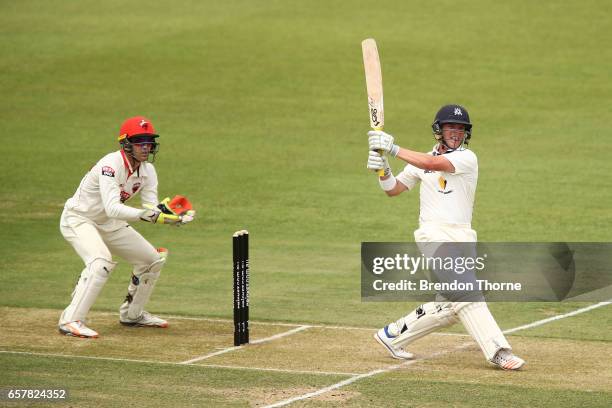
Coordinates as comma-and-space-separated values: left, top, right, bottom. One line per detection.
102, 166, 115, 177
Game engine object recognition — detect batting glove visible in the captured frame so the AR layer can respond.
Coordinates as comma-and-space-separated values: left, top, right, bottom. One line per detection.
367, 151, 392, 177
368, 130, 400, 157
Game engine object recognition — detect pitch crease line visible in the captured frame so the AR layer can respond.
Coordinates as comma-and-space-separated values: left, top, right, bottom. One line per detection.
15, 308, 465, 335
249, 325, 312, 344
502, 300, 612, 334
160, 314, 467, 336
0, 350, 354, 376
179, 325, 311, 364
262, 300, 612, 408
198, 363, 358, 376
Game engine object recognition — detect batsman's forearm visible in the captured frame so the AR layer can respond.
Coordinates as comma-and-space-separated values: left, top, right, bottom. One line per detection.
395, 147, 436, 171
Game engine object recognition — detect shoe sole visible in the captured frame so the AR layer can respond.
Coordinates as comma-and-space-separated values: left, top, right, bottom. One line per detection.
490, 357, 525, 370
58, 328, 98, 339
499, 360, 525, 370
374, 332, 413, 360
120, 321, 168, 328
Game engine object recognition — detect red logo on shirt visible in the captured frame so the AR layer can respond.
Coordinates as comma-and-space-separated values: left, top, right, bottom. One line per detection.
102, 166, 115, 177
132, 182, 141, 193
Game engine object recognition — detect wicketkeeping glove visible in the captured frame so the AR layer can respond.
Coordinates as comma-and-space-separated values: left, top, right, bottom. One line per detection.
140, 195, 196, 226
140, 205, 181, 224
368, 130, 400, 157
158, 195, 193, 215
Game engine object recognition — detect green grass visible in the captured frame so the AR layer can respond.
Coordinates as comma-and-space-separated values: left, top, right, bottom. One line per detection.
341, 376, 611, 408
0, 353, 343, 407
0, 0, 611, 406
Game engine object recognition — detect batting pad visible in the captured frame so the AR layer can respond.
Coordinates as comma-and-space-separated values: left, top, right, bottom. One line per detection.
456, 302, 511, 360
60, 258, 117, 324
120, 256, 166, 321
390, 302, 459, 348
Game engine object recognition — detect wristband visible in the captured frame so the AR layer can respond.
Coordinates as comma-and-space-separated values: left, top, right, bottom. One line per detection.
379, 173, 397, 191
390, 144, 400, 157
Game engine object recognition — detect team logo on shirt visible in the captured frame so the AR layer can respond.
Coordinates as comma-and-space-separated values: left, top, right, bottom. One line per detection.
101, 166, 115, 177
120, 190, 131, 203
438, 177, 447, 190
132, 182, 141, 193
438, 176, 453, 194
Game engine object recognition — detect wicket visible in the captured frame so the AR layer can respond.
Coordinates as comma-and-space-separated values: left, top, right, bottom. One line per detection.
232, 230, 250, 346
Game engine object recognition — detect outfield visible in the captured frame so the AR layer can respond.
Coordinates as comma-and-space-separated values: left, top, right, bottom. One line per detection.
1, 1, 611, 407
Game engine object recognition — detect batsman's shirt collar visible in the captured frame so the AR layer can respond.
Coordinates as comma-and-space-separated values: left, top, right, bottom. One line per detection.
119, 149, 150, 178
432, 144, 465, 156
120, 149, 134, 175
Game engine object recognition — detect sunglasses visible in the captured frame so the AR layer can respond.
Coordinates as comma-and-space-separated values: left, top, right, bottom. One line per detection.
130, 135, 158, 144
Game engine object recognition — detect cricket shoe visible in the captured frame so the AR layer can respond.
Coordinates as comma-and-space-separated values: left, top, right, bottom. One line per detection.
491, 349, 525, 370
374, 325, 414, 360
120, 311, 168, 328
58, 321, 99, 338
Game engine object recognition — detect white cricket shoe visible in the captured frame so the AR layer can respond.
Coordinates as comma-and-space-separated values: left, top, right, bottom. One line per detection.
491, 349, 525, 370
58, 321, 99, 338
374, 325, 415, 360
120, 311, 168, 328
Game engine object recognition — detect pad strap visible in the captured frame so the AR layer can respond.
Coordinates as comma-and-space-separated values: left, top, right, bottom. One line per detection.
390, 302, 458, 348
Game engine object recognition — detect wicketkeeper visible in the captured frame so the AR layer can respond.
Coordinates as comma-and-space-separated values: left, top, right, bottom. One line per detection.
58, 116, 196, 338
367, 104, 525, 370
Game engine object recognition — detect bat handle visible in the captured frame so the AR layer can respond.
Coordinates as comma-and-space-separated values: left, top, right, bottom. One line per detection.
377, 149, 385, 177
373, 126, 386, 177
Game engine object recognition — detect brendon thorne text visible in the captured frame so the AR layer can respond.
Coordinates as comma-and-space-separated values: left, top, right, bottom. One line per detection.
372, 279, 522, 292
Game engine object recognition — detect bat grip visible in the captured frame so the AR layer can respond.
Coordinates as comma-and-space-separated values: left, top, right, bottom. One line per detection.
376, 149, 385, 177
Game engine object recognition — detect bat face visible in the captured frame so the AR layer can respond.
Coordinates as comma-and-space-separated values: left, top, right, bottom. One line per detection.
361, 38, 384, 130
369, 96, 383, 129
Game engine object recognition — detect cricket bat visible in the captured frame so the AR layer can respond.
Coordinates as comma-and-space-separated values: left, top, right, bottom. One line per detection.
361, 38, 385, 177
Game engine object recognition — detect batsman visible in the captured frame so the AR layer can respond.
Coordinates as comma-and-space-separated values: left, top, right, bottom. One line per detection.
367, 105, 525, 370
58, 116, 196, 338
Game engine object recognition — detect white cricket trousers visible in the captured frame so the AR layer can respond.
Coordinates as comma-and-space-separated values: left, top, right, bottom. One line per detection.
59, 209, 160, 324
414, 221, 477, 243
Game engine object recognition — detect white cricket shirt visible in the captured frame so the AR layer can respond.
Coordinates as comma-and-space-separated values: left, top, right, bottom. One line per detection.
64, 150, 159, 224
396, 147, 478, 226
